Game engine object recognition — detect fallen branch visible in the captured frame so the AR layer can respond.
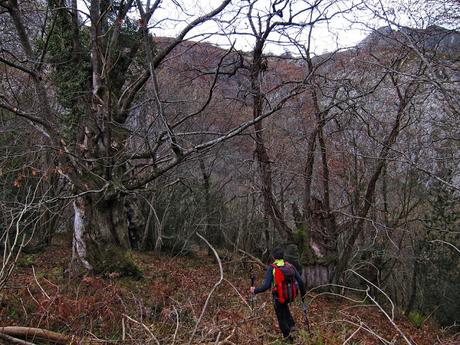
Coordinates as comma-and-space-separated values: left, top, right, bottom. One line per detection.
0, 327, 72, 344
122, 314, 160, 345
218, 327, 236, 345
223, 279, 251, 310
430, 239, 460, 254
171, 306, 180, 345
122, 316, 126, 341
32, 266, 50, 300
214, 331, 221, 344
0, 332, 36, 345
338, 318, 391, 345
343, 323, 363, 345
348, 269, 413, 345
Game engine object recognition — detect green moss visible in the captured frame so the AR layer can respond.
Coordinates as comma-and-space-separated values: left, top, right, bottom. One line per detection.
90, 245, 143, 279
293, 227, 307, 248
16, 254, 35, 268
285, 243, 300, 266
293, 226, 311, 265
408, 311, 425, 328
42, 1, 92, 143
8, 306, 19, 320
292, 225, 338, 266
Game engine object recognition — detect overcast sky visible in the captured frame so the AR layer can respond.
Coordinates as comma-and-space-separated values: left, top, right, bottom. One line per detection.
77, 0, 457, 55
149, 0, 372, 55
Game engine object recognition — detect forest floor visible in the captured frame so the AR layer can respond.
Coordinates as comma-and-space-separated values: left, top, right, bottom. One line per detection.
0, 235, 458, 345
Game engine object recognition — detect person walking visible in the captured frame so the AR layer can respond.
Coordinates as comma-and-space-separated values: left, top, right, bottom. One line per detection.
250, 247, 306, 342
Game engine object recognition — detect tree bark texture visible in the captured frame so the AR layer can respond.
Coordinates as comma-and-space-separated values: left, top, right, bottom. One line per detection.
72, 195, 138, 276
301, 70, 338, 287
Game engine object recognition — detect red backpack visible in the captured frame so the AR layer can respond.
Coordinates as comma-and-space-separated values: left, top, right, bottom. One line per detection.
271, 261, 298, 304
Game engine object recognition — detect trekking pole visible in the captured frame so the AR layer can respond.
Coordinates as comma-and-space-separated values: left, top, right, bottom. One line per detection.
250, 275, 256, 310
302, 297, 311, 334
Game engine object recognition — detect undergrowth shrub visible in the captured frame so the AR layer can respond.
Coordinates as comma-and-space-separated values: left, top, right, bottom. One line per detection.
28, 276, 128, 338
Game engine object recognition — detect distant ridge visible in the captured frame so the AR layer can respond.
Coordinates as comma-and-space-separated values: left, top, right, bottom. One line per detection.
357, 25, 460, 55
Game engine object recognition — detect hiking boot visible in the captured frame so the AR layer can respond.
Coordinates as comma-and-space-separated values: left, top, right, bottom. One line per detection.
283, 335, 294, 344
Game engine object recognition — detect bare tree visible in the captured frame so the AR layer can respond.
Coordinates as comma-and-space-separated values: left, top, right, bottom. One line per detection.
1, 0, 288, 275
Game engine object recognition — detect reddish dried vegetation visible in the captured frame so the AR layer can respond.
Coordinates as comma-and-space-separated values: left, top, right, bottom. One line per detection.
0, 236, 457, 344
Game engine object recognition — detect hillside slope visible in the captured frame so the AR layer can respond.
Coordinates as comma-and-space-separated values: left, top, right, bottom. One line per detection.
0, 236, 457, 344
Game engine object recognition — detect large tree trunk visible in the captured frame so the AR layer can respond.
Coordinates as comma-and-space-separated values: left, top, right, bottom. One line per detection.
200, 159, 214, 255
251, 40, 293, 243
71, 195, 141, 277
2, 0, 232, 279
301, 197, 337, 288
126, 198, 146, 250
300, 64, 338, 287
141, 195, 156, 251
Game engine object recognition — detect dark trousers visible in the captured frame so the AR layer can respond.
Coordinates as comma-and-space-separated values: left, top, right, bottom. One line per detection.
274, 299, 295, 338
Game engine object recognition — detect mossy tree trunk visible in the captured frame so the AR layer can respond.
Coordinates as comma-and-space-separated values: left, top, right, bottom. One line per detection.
72, 194, 141, 276
300, 198, 338, 289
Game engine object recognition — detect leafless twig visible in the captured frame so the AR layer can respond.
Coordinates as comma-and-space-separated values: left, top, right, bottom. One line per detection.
343, 323, 363, 345
430, 240, 460, 254
32, 266, 50, 300
188, 232, 224, 345
171, 306, 180, 345
223, 279, 251, 310
122, 314, 160, 345
349, 269, 414, 345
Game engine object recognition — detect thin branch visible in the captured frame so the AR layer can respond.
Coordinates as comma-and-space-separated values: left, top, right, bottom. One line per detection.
335, 319, 392, 345
223, 278, 251, 310
0, 100, 52, 132
343, 323, 363, 345
0, 56, 37, 76
119, 0, 232, 116
237, 249, 265, 268
171, 306, 180, 345
125, 82, 304, 189
122, 314, 160, 345
188, 232, 224, 345
32, 266, 50, 300
430, 240, 460, 254
348, 269, 413, 345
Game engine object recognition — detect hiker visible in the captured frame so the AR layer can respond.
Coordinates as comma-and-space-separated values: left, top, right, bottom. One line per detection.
250, 247, 306, 342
